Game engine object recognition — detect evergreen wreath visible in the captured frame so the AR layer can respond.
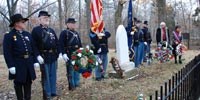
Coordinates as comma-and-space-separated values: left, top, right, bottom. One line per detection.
71, 47, 98, 78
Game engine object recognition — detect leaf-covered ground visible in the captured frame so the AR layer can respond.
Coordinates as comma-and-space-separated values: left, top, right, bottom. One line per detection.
0, 50, 199, 100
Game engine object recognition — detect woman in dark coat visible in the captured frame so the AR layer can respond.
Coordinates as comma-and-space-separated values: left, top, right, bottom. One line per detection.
172, 25, 183, 64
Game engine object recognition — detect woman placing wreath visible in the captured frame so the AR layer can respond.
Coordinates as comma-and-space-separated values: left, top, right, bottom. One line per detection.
172, 25, 184, 64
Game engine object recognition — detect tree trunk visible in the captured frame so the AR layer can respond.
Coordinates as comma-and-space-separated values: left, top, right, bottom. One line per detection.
166, 6, 175, 41
156, 0, 166, 24
58, 0, 63, 32
85, 0, 91, 44
27, 0, 32, 31
85, 0, 91, 32
114, 1, 125, 32
63, 0, 68, 19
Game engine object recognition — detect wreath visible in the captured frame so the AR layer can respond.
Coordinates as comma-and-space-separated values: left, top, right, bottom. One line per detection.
154, 42, 173, 63
71, 47, 98, 78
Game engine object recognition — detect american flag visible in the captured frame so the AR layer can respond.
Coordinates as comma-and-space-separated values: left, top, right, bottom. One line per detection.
90, 0, 104, 34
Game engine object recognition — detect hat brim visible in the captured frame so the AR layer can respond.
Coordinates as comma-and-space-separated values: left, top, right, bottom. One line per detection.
66, 21, 77, 24
9, 18, 29, 27
136, 21, 141, 24
38, 14, 51, 17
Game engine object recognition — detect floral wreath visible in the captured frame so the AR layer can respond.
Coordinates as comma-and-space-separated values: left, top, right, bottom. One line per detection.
154, 42, 173, 63
71, 46, 98, 78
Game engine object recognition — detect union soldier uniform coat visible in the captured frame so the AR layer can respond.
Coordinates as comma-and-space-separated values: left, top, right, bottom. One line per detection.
31, 25, 59, 63
89, 30, 111, 55
59, 29, 82, 57
132, 27, 146, 46
3, 29, 37, 83
142, 27, 152, 44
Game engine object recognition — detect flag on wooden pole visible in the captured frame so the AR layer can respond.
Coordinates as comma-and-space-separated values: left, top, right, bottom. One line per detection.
127, 0, 133, 48
90, 0, 104, 34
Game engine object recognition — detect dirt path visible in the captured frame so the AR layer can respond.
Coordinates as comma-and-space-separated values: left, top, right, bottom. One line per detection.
0, 50, 199, 100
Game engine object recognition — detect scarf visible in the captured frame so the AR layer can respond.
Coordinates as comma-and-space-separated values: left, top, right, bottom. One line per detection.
160, 27, 169, 42
173, 31, 181, 43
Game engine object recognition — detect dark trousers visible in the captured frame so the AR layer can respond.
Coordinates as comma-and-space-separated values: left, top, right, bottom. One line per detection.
66, 61, 80, 90
40, 64, 48, 100
14, 81, 32, 100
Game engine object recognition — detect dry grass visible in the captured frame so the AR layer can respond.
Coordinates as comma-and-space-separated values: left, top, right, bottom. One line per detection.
0, 50, 199, 100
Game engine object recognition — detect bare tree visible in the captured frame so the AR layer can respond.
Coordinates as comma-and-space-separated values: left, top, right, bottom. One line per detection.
0, 0, 56, 28
57, 0, 63, 31
0, 0, 19, 22
156, 0, 166, 24
85, 0, 91, 33
63, 0, 78, 19
114, 0, 126, 32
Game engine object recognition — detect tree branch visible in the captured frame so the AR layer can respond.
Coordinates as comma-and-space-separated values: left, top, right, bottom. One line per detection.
6, 0, 11, 18
12, 0, 19, 13
26, 1, 57, 18
0, 11, 10, 22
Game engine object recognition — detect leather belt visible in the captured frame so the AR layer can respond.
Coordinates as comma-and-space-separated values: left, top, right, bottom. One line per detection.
42, 49, 56, 53
66, 45, 79, 49
100, 44, 107, 46
43, 50, 53, 53
17, 54, 30, 59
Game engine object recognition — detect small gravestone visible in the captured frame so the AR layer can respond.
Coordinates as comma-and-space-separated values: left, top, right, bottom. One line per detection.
109, 25, 138, 79
182, 33, 190, 49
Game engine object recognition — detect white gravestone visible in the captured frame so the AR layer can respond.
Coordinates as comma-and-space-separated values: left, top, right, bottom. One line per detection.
116, 25, 135, 72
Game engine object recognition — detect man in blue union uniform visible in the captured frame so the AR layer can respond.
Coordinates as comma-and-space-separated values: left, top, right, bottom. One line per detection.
132, 19, 146, 67
59, 18, 82, 90
89, 28, 111, 81
31, 11, 60, 100
3, 14, 39, 100
142, 21, 152, 63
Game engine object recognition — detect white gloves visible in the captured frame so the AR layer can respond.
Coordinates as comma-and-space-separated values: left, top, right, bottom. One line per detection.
165, 42, 168, 48
9, 67, 16, 75
98, 33, 105, 37
63, 54, 69, 62
131, 32, 135, 35
97, 48, 102, 53
37, 55, 44, 64
34, 63, 40, 68
96, 56, 102, 64
144, 42, 147, 45
58, 53, 63, 60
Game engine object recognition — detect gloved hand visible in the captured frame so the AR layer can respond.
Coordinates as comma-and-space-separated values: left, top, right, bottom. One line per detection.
58, 53, 63, 60
165, 42, 168, 48
98, 33, 105, 37
144, 42, 147, 45
9, 67, 16, 75
97, 48, 102, 53
34, 63, 40, 68
63, 54, 69, 62
37, 55, 44, 64
131, 32, 135, 35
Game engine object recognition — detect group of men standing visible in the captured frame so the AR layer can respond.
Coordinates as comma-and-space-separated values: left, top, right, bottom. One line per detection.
127, 18, 152, 67
3, 9, 183, 100
127, 18, 183, 67
3, 11, 110, 100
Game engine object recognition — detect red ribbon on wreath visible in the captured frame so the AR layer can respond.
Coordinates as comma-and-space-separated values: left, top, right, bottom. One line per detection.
82, 72, 92, 78
77, 49, 82, 53
88, 59, 94, 63
71, 56, 77, 60
74, 65, 79, 71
